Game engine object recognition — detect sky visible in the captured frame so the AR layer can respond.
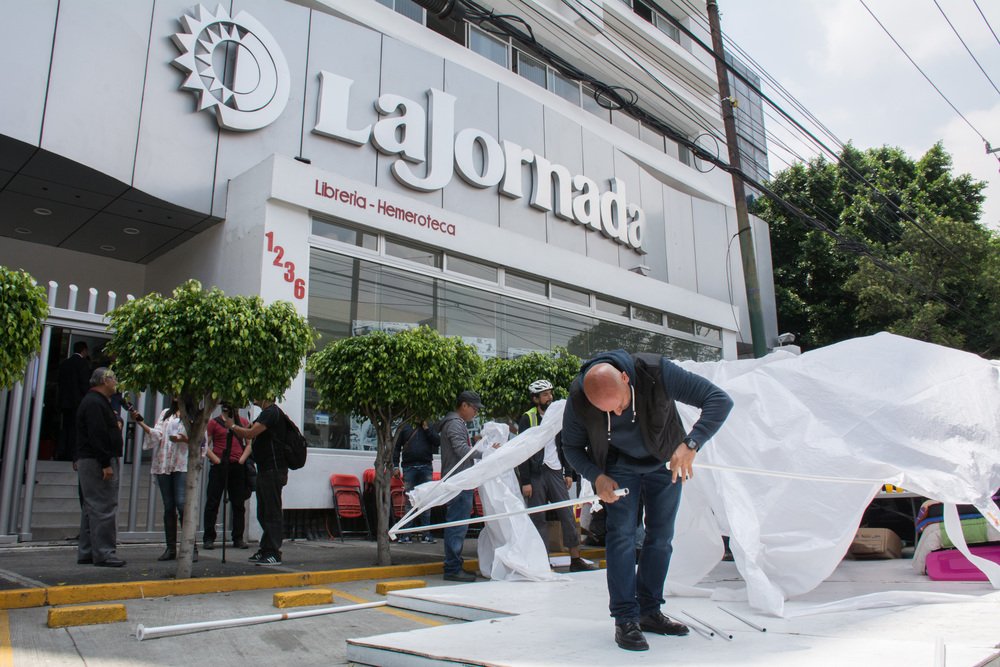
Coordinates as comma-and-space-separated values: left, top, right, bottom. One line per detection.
718, 0, 1000, 230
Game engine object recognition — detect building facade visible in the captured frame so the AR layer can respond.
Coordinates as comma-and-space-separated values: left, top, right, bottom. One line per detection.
0, 0, 776, 533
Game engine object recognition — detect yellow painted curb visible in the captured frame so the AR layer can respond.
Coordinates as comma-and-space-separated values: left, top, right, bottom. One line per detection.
0, 589, 45, 610
0, 560, 463, 610
273, 588, 334, 608
47, 604, 127, 628
375, 580, 426, 595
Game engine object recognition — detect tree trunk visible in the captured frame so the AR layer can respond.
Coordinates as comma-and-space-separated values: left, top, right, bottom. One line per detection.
374, 424, 395, 567
175, 403, 214, 578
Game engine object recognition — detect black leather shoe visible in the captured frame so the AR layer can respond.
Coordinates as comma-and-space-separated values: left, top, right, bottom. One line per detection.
233, 539, 249, 549
202, 540, 215, 550
94, 557, 126, 568
443, 570, 476, 582
569, 557, 598, 572
77, 557, 93, 565
639, 610, 689, 636
615, 622, 649, 651
157, 548, 176, 561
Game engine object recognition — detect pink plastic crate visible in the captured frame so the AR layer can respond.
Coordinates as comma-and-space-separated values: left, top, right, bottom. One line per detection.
926, 544, 1000, 581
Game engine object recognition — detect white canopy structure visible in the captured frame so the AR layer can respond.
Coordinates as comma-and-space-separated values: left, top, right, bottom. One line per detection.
393, 333, 1000, 616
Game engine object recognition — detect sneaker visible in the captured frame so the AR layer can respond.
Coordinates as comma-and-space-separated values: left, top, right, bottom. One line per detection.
420, 534, 436, 544
615, 622, 649, 651
570, 557, 597, 572
639, 610, 689, 636
255, 554, 282, 566
397, 535, 412, 544
248, 550, 263, 563
443, 570, 476, 582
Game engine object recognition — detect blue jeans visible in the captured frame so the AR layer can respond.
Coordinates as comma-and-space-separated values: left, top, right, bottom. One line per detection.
156, 472, 187, 522
403, 464, 433, 529
603, 464, 682, 623
443, 489, 473, 575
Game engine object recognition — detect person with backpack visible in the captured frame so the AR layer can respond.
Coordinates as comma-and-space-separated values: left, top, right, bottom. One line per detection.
203, 403, 250, 551
224, 398, 288, 566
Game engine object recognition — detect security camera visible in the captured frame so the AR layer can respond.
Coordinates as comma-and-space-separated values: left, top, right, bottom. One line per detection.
777, 332, 796, 345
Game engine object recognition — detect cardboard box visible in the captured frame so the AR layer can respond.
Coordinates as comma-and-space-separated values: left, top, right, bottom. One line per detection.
850, 527, 903, 559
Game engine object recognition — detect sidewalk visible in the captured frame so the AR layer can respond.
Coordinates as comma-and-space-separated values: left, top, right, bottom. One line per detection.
0, 537, 605, 608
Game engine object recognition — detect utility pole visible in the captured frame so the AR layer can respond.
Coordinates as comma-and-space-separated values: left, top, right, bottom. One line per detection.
706, 0, 769, 358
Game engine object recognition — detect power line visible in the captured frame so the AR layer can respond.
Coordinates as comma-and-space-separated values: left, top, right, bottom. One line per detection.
858, 0, 990, 142
971, 0, 1000, 48
932, 0, 1000, 96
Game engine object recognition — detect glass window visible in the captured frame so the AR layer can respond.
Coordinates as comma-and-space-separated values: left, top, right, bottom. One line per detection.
551, 283, 590, 307
654, 13, 681, 44
393, 0, 424, 23
695, 322, 722, 342
632, 305, 662, 325
677, 142, 692, 167
441, 282, 499, 357
506, 271, 547, 297
446, 254, 498, 282
596, 295, 629, 318
515, 51, 547, 88
468, 26, 508, 67
499, 297, 550, 357
312, 219, 377, 250
582, 86, 611, 122
666, 313, 696, 334
548, 69, 581, 105
640, 123, 666, 151
384, 238, 442, 268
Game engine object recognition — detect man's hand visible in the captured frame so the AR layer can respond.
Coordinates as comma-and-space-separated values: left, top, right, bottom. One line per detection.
595, 474, 620, 503
207, 451, 221, 465
564, 475, 573, 490
669, 445, 697, 483
521, 484, 532, 498
101, 466, 113, 481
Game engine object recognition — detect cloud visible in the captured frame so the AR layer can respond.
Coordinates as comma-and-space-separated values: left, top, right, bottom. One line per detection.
936, 102, 1000, 230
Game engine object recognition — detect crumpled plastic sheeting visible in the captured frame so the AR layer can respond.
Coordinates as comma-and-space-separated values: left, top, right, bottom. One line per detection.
393, 403, 568, 581
668, 333, 1000, 616
475, 422, 562, 581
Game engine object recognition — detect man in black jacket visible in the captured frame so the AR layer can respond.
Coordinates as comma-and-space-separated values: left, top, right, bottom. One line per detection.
516, 379, 595, 572
562, 350, 733, 652
57, 341, 90, 461
392, 421, 439, 544
75, 367, 126, 567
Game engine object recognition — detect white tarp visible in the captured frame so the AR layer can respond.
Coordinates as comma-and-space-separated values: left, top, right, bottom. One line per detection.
394, 333, 1000, 615
474, 422, 562, 581
669, 332, 1000, 615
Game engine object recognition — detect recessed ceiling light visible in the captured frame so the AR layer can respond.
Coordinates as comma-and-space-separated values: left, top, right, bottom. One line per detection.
99, 244, 116, 252
14, 227, 31, 235
123, 227, 140, 235
33, 207, 52, 216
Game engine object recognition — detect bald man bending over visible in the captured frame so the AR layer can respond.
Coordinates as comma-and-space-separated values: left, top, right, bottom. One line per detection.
561, 350, 733, 652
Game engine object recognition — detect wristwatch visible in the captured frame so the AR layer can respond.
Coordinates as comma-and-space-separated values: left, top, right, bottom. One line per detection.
682, 436, 699, 451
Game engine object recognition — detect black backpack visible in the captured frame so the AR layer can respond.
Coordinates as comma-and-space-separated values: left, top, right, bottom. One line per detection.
275, 409, 308, 470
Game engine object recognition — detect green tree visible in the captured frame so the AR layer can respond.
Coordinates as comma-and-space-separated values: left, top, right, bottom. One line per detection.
106, 280, 315, 578
0, 267, 48, 390
753, 142, 992, 352
477, 349, 581, 423
306, 326, 482, 565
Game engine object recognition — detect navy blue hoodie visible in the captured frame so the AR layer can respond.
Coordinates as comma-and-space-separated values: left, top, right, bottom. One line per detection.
561, 349, 733, 483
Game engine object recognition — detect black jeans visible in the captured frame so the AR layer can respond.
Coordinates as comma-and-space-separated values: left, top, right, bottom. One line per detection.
255, 467, 287, 557
203, 461, 247, 543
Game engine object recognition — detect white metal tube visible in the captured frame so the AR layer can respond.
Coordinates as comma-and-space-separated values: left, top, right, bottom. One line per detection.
681, 610, 733, 640
86, 287, 98, 314
135, 600, 387, 640
718, 606, 766, 632
391, 488, 628, 537
687, 461, 883, 485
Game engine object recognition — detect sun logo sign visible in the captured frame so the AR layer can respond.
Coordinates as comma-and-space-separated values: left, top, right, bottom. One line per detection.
171, 5, 290, 132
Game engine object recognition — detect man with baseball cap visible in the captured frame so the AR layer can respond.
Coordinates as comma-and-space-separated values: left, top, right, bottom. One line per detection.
438, 389, 484, 582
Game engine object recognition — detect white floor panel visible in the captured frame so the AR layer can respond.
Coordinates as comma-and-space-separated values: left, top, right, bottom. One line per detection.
347, 562, 1000, 666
